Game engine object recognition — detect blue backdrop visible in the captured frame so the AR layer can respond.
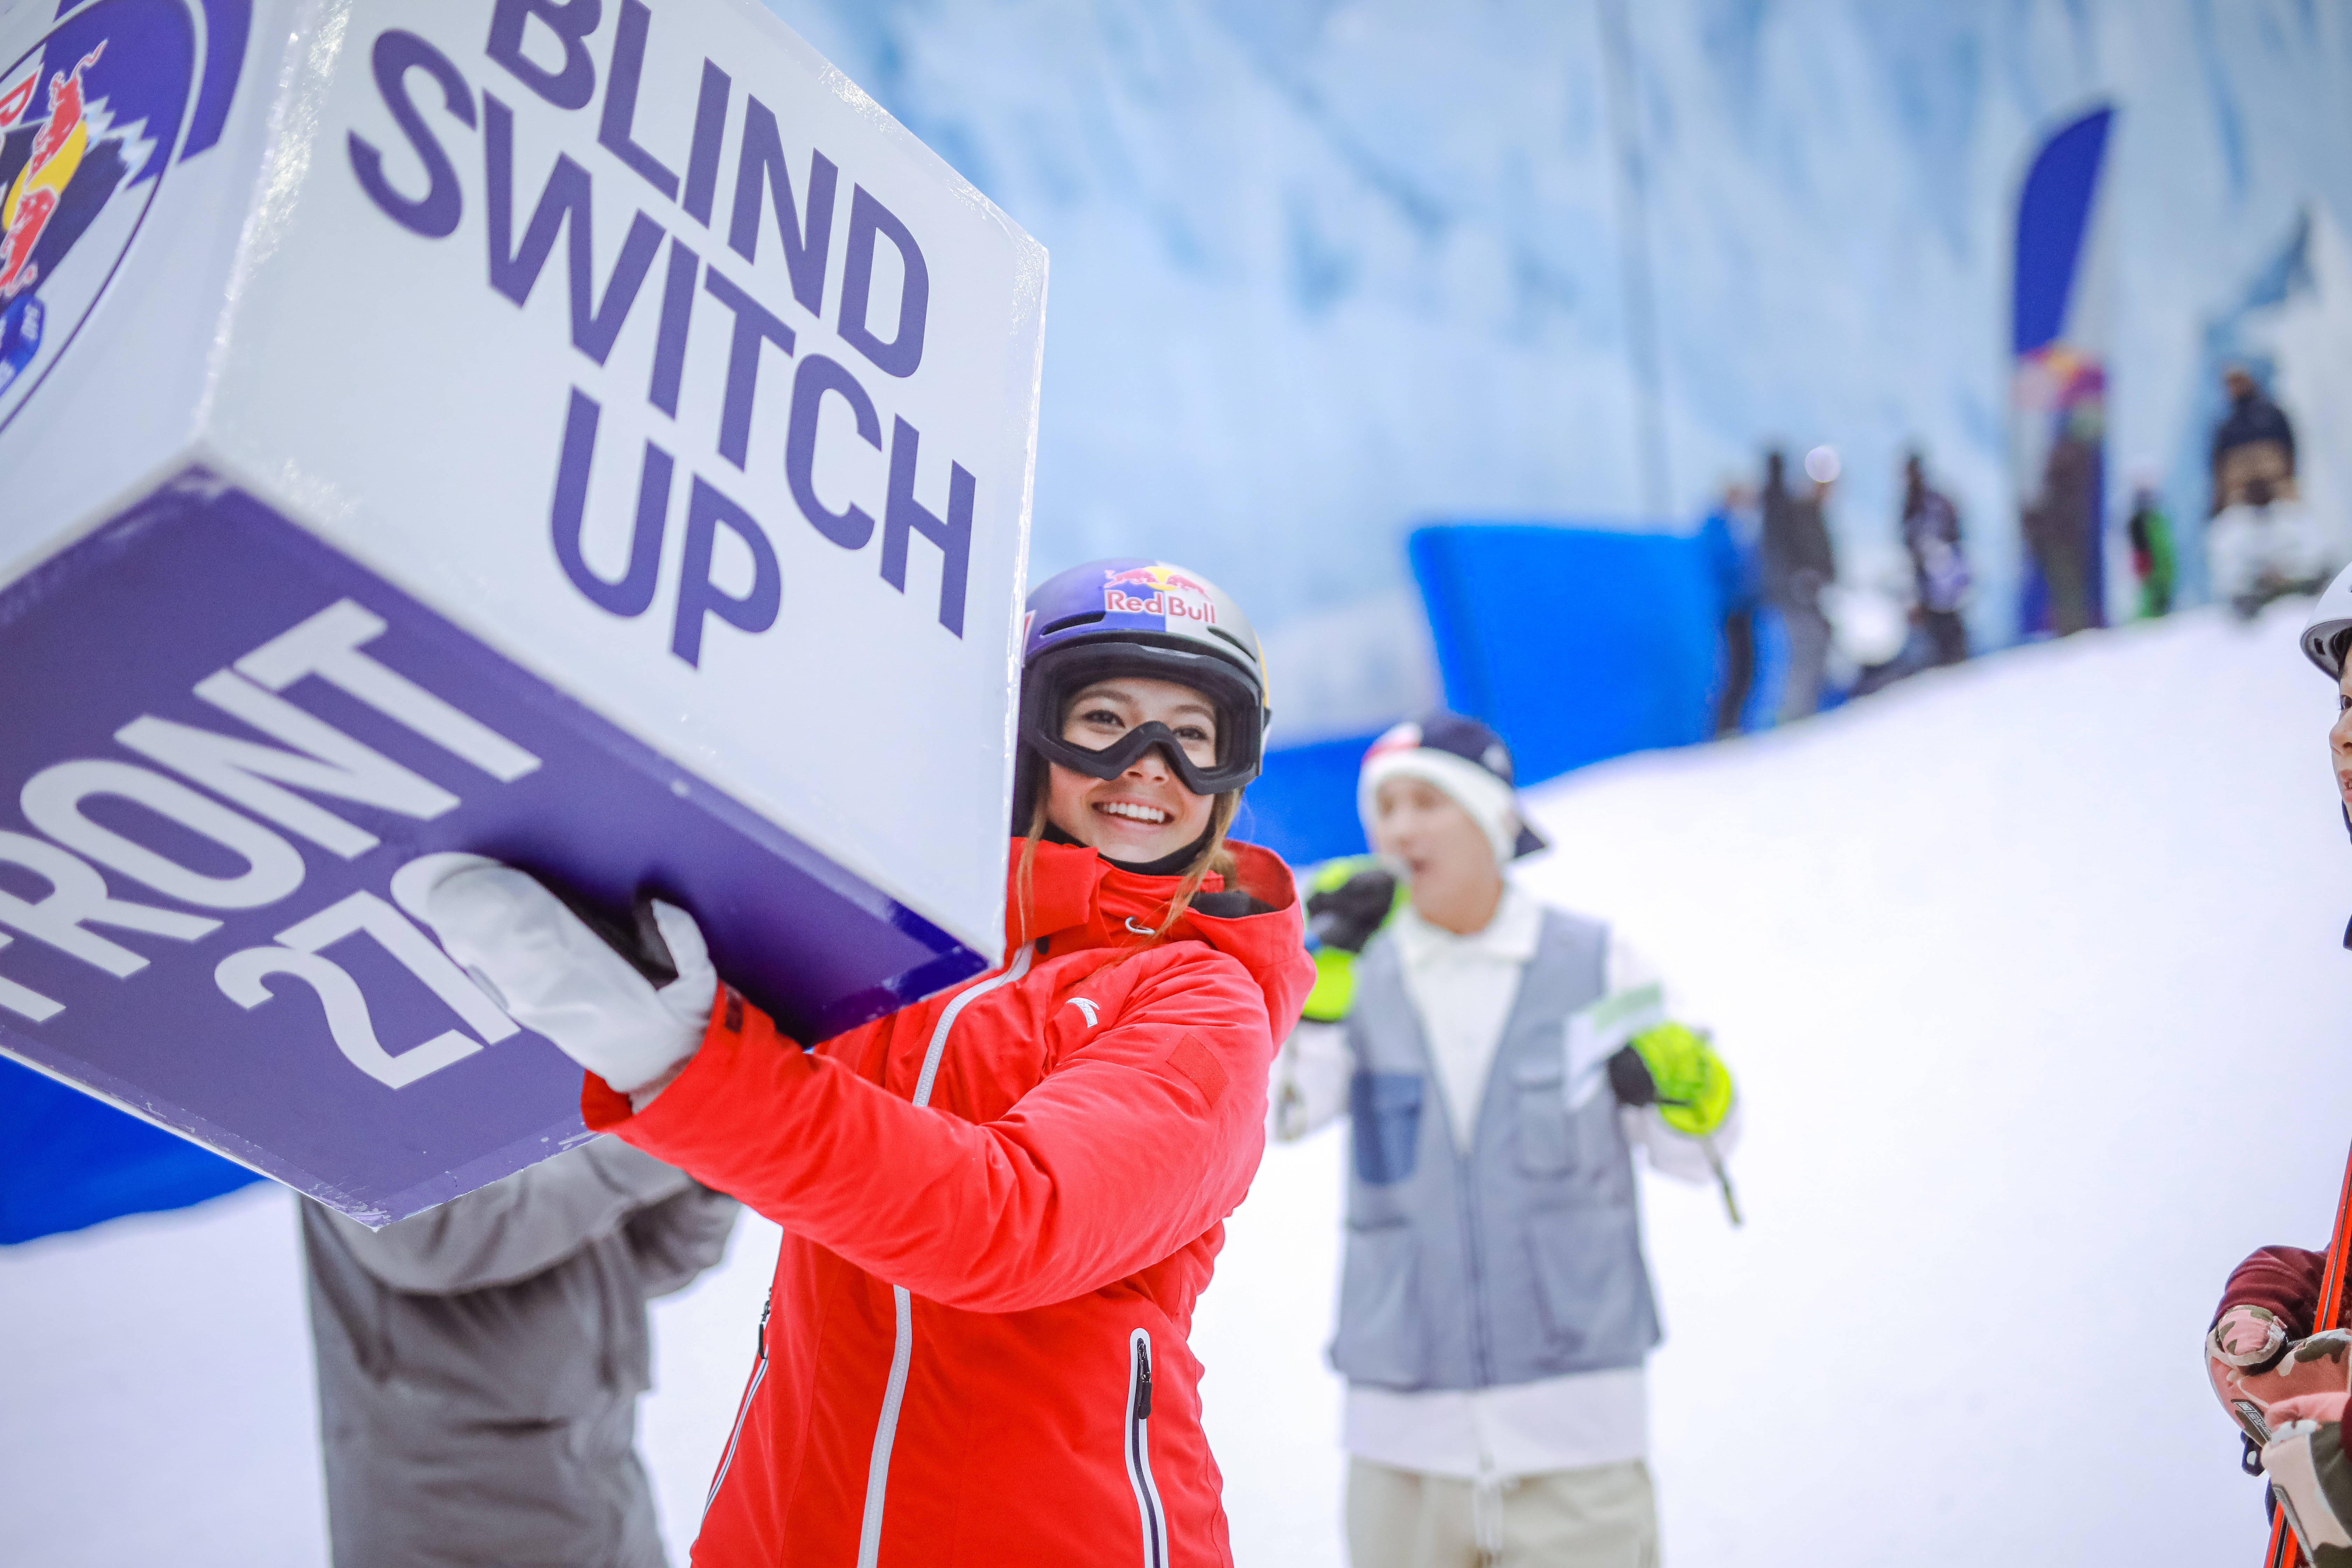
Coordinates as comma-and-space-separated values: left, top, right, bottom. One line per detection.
0, 1056, 258, 1245
1234, 521, 1731, 871
1410, 524, 1722, 785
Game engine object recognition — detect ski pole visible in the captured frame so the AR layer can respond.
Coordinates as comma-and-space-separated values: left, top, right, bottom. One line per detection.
1700, 1133, 1742, 1228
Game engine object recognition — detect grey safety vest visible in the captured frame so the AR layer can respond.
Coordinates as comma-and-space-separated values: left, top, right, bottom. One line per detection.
1331, 908, 1661, 1391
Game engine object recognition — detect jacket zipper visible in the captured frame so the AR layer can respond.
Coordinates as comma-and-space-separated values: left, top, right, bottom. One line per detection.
704, 1287, 772, 1515
1124, 1327, 1171, 1568
856, 944, 1036, 1568
1429, 1010, 1495, 1386
1457, 1141, 1494, 1385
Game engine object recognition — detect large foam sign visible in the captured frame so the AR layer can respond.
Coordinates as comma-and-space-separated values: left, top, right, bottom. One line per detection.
0, 0, 1046, 1224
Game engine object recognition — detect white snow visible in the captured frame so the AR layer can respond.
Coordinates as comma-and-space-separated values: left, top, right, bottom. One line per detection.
6, 601, 2348, 1564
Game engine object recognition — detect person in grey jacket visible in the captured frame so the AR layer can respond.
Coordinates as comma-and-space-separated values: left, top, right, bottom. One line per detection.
300, 1138, 737, 1568
1760, 447, 1838, 722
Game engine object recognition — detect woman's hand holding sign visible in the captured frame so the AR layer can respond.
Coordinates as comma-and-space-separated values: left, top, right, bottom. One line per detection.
418, 860, 716, 1103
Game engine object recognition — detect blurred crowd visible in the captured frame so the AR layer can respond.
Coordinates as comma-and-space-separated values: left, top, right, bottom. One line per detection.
1702, 360, 2334, 735
1699, 441, 1975, 733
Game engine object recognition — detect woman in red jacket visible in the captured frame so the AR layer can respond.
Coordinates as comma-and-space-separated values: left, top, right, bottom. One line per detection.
424, 559, 1314, 1566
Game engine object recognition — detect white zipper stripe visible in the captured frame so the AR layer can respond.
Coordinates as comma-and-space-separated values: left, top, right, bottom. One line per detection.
703, 1357, 766, 1514
704, 1291, 773, 1517
856, 944, 1035, 1568
1124, 1327, 1170, 1568
856, 1283, 915, 1566
911, 945, 1030, 1108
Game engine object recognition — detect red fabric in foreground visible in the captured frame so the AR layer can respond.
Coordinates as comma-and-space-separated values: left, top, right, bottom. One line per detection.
584, 838, 1313, 1566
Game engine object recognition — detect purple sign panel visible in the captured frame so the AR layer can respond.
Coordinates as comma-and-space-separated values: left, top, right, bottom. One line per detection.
0, 472, 987, 1224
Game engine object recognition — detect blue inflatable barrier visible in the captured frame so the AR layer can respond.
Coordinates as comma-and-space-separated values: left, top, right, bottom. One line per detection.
1409, 523, 1723, 786
0, 1056, 260, 1245
1237, 731, 1381, 869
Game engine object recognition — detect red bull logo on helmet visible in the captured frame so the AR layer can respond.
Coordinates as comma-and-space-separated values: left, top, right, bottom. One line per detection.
1100, 562, 1218, 625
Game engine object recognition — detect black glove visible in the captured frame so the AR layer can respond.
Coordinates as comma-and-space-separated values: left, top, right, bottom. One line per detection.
1306, 868, 1398, 954
1607, 1044, 1659, 1108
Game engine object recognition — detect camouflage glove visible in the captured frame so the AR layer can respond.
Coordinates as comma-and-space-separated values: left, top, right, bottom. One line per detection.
2264, 1416, 2352, 1562
1299, 859, 1405, 1024
1607, 1022, 1734, 1137
2213, 1304, 2291, 1373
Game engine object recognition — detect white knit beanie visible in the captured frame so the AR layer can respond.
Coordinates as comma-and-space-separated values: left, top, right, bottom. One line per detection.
1356, 718, 1533, 867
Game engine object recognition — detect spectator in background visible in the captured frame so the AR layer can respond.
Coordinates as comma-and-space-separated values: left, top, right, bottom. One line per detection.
2022, 405, 2104, 637
2212, 364, 2298, 516
2207, 474, 2332, 621
2126, 479, 2177, 619
301, 1141, 737, 1568
1273, 715, 1740, 1568
1899, 451, 1970, 667
1700, 478, 1763, 737
1762, 447, 1837, 722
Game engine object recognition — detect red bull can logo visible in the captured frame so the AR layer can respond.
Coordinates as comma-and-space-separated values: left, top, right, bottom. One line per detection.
0, 2, 249, 426
1101, 563, 1218, 625
0, 42, 105, 303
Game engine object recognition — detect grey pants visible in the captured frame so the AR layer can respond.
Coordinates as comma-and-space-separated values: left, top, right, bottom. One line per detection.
1777, 596, 1831, 723
1345, 1457, 1659, 1568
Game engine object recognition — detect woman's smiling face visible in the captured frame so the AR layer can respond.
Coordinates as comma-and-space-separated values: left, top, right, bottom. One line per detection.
2332, 660, 2352, 811
1044, 677, 1217, 864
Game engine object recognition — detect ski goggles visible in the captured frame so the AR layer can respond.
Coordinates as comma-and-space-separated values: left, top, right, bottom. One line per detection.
1020, 642, 1267, 796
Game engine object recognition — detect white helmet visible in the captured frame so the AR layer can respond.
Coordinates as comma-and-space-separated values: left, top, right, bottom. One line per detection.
2301, 561, 2352, 679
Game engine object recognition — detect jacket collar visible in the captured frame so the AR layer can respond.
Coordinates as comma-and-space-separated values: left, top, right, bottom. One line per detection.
1390, 881, 1541, 970
1008, 837, 1314, 1026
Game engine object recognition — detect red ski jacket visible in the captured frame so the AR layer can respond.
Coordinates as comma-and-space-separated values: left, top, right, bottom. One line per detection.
584, 838, 1314, 1566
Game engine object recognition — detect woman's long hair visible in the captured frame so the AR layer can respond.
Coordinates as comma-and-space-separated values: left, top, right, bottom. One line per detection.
1014, 783, 1241, 951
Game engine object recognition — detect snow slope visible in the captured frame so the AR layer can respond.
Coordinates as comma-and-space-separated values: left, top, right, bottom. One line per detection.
6, 601, 2348, 1564
1206, 597, 2352, 1564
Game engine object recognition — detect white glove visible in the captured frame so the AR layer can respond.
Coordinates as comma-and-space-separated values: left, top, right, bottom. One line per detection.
419, 863, 717, 1095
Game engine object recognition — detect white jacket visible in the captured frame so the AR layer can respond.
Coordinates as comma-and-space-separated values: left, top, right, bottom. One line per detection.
2208, 497, 2332, 600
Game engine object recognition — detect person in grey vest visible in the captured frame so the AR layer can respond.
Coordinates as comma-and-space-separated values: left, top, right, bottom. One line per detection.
300, 1138, 737, 1567
1274, 713, 1740, 1568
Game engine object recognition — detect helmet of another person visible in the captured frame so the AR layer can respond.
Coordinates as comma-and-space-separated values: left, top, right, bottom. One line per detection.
1015, 560, 1269, 821
2301, 561, 2352, 679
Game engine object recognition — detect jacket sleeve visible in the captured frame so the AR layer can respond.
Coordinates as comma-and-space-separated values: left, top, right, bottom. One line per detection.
1622, 1099, 1743, 1183
321, 1138, 695, 1294
625, 1184, 742, 1299
2214, 1245, 2327, 1338
1270, 1019, 1352, 1142
591, 950, 1276, 1314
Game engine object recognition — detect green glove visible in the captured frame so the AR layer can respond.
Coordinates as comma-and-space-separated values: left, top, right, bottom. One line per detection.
1298, 857, 1407, 1024
1301, 947, 1358, 1024
1625, 1022, 1734, 1138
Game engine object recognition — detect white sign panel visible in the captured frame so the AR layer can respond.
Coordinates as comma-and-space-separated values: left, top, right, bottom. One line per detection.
0, 0, 1045, 1222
